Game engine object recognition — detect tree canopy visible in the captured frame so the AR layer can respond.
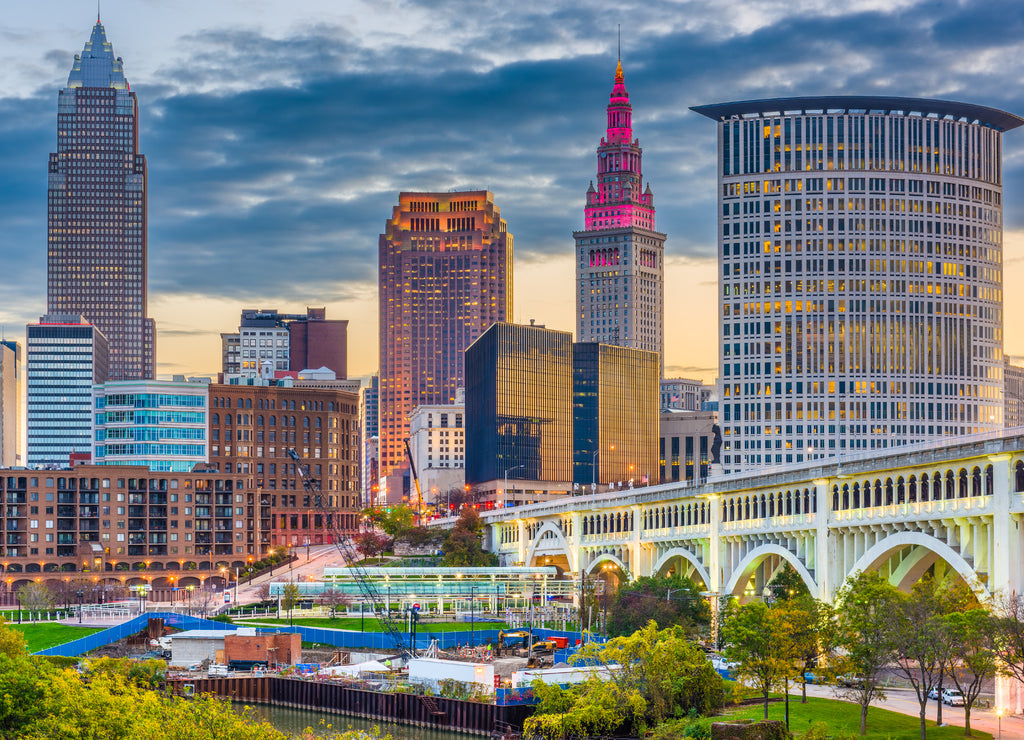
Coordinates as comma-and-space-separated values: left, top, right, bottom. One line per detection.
605, 574, 710, 638
440, 507, 497, 567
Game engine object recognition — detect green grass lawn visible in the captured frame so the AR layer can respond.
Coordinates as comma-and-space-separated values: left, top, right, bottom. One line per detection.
724, 695, 991, 739
236, 615, 510, 633
8, 623, 102, 653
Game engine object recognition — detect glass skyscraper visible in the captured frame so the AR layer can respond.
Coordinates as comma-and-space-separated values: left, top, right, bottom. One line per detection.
378, 191, 512, 481
465, 323, 574, 486
692, 96, 1023, 472
92, 379, 209, 473
26, 315, 109, 466
47, 19, 155, 381
572, 342, 659, 486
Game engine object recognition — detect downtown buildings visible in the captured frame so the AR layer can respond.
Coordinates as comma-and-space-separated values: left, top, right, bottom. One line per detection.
220, 308, 348, 380
0, 342, 20, 467
377, 191, 513, 496
693, 96, 1023, 473
574, 61, 666, 374
46, 19, 155, 381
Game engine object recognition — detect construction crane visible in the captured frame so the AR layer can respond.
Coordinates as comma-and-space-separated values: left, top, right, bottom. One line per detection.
404, 439, 424, 525
287, 449, 412, 656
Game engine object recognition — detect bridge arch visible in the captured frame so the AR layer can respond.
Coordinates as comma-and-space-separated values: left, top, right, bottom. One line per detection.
524, 522, 575, 572
847, 531, 989, 599
585, 553, 628, 576
651, 549, 711, 590
724, 544, 817, 598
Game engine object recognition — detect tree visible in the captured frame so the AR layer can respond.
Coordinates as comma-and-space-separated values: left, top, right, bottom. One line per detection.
192, 587, 218, 617
318, 587, 350, 618
524, 622, 723, 739
281, 581, 301, 626
255, 582, 271, 603
605, 575, 710, 638
832, 571, 901, 736
765, 563, 811, 602
440, 507, 498, 567
396, 525, 443, 549
771, 596, 822, 724
17, 582, 56, 618
944, 608, 998, 737
721, 601, 787, 719
885, 578, 948, 740
991, 591, 1024, 702
354, 531, 391, 563
362, 505, 414, 537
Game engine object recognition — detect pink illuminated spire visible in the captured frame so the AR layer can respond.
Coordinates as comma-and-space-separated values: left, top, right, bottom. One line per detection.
583, 59, 655, 232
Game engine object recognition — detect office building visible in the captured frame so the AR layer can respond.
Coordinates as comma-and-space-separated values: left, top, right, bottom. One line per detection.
660, 377, 704, 411
408, 393, 466, 508
572, 342, 659, 487
93, 378, 209, 472
659, 410, 716, 484
0, 342, 20, 467
26, 315, 108, 467
47, 19, 155, 380
466, 323, 574, 502
692, 96, 1023, 472
221, 308, 348, 381
574, 61, 665, 373
1006, 359, 1024, 428
0, 465, 265, 580
359, 375, 379, 505
207, 383, 360, 546
378, 191, 512, 481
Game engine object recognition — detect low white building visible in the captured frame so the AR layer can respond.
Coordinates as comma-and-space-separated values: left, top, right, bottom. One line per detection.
407, 657, 493, 695
408, 392, 466, 510
168, 629, 239, 667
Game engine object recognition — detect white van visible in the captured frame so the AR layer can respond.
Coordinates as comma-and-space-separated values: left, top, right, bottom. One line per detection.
208, 664, 230, 678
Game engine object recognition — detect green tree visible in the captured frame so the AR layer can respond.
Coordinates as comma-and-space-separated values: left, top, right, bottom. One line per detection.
770, 596, 823, 726
525, 622, 723, 738
832, 571, 901, 736
17, 582, 56, 619
765, 563, 810, 602
441, 507, 497, 567
281, 581, 301, 626
943, 608, 998, 737
991, 591, 1024, 695
721, 601, 786, 719
362, 505, 414, 537
885, 577, 948, 740
605, 575, 710, 638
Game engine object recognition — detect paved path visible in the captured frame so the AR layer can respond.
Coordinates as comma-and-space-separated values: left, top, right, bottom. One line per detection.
799, 683, 1024, 739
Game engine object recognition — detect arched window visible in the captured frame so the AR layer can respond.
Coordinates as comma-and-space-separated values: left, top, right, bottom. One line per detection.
986, 465, 994, 496
908, 476, 917, 502
832, 486, 839, 511
842, 485, 849, 510
945, 471, 955, 499
211, 413, 219, 425
971, 467, 982, 497
1016, 461, 1024, 493
269, 415, 276, 426
852, 483, 861, 509
958, 469, 968, 498
225, 414, 232, 425
934, 473, 944, 501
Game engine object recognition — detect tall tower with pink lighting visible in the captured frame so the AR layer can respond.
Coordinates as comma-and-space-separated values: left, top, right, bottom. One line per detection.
574, 60, 665, 374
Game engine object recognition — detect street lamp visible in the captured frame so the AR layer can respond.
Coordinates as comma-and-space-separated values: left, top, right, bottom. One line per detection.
997, 707, 1002, 739
470, 585, 477, 647
504, 465, 525, 509
76, 590, 84, 624
592, 445, 615, 488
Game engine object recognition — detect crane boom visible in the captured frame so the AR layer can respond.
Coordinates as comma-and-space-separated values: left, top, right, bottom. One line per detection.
287, 448, 412, 656
404, 439, 424, 525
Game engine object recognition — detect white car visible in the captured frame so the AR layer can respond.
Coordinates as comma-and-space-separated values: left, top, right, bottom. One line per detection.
942, 688, 965, 706
927, 687, 940, 700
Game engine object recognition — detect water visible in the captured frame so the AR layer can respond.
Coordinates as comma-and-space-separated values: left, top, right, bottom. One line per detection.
239, 703, 477, 740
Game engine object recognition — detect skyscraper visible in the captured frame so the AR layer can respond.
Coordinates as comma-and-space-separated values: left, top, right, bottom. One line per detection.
0, 341, 20, 467
26, 314, 108, 466
378, 191, 512, 481
47, 18, 155, 381
574, 61, 665, 373
220, 308, 348, 380
692, 96, 1023, 472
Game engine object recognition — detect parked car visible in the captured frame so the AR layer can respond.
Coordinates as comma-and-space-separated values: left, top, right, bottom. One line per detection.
927, 687, 940, 700
836, 675, 866, 688
802, 671, 818, 684
942, 688, 965, 706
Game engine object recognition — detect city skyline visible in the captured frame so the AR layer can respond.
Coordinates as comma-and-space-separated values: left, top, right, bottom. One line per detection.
3, 1, 1024, 384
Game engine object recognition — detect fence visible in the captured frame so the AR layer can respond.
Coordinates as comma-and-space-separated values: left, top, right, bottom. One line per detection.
34, 611, 595, 659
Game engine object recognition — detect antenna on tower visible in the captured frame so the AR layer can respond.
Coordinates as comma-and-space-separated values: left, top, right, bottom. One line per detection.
617, 24, 621, 61
97, 0, 101, 22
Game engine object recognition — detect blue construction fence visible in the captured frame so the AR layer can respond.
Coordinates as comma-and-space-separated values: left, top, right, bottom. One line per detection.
35, 612, 603, 659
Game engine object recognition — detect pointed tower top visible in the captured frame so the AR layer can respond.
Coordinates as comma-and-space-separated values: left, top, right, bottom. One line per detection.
615, 59, 623, 85
67, 19, 128, 90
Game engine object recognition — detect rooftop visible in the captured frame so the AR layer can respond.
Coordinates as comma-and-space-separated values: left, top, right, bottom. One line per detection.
691, 96, 1024, 132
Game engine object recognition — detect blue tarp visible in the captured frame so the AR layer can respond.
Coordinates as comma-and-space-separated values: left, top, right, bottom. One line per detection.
34, 612, 598, 658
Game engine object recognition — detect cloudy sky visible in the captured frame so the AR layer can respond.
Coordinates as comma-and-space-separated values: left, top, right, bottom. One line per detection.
3, 0, 1024, 382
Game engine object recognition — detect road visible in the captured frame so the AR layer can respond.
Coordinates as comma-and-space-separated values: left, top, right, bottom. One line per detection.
799, 683, 1024, 739
232, 544, 342, 604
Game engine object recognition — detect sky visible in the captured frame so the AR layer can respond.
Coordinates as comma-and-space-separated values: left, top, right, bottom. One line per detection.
2, 0, 1024, 383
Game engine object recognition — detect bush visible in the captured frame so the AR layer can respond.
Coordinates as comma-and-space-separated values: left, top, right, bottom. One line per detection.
711, 719, 791, 740
209, 614, 233, 624
650, 716, 713, 740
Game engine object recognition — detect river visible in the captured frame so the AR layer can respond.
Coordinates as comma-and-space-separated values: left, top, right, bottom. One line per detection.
240, 703, 478, 740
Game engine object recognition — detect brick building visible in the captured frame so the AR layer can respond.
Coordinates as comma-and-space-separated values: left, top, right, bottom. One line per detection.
207, 383, 361, 547
0, 465, 260, 594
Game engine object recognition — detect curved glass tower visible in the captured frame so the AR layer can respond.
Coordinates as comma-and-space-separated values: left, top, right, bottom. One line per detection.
692, 96, 1023, 472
